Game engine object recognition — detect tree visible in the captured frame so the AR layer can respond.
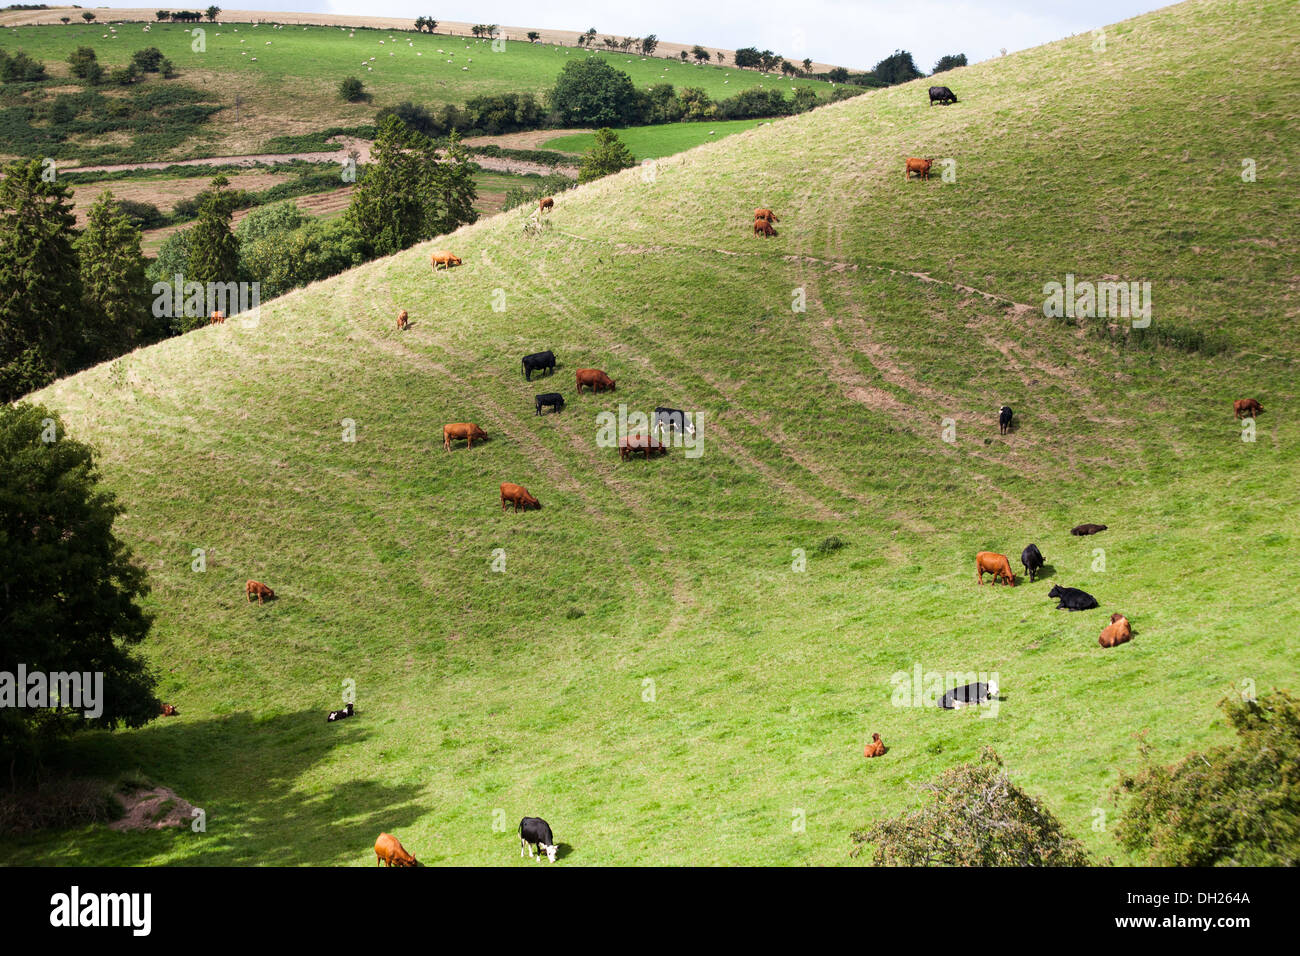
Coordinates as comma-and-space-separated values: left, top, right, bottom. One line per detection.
733, 47, 761, 69
81, 11, 95, 22
205, 5, 220, 22
185, 176, 240, 310
872, 49, 923, 85
691, 44, 709, 63
527, 31, 540, 42
156, 11, 171, 21
780, 59, 797, 77
66, 45, 98, 79
60, 16, 70, 24
827, 67, 848, 83
0, 403, 158, 771
338, 76, 367, 102
640, 35, 657, 56
678, 87, 713, 121
679, 50, 688, 62
802, 57, 812, 73
1113, 692, 1300, 866
578, 128, 635, 184
715, 51, 726, 64
0, 48, 46, 82
131, 46, 164, 73
0, 160, 81, 401
76, 192, 150, 362
427, 131, 478, 239
550, 58, 640, 126
850, 748, 1092, 866
375, 100, 437, 136
932, 53, 967, 74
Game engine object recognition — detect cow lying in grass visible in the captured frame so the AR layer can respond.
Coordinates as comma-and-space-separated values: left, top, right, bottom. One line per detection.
1071, 523, 1107, 536
520, 817, 558, 862
500, 482, 540, 512
864, 733, 886, 758
1049, 584, 1098, 611
375, 832, 418, 867
975, 551, 1014, 586
1098, 613, 1132, 648
246, 580, 275, 604
941, 680, 998, 709
160, 703, 179, 717
328, 702, 354, 722
443, 423, 487, 451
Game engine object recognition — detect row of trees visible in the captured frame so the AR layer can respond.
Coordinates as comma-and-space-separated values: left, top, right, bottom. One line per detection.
155, 7, 219, 21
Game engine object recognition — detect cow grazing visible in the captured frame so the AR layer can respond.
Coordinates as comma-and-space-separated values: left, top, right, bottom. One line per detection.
999, 405, 1013, 434
246, 580, 275, 604
500, 482, 540, 512
975, 551, 1015, 586
443, 422, 487, 451
327, 702, 354, 722
209, 310, 226, 325
1234, 398, 1263, 418
539, 196, 554, 213
753, 217, 776, 237
522, 350, 556, 381
654, 407, 696, 438
1071, 523, 1108, 536
430, 250, 462, 270
1048, 584, 1099, 611
904, 157, 934, 182
576, 368, 616, 394
535, 392, 564, 415
864, 733, 886, 758
619, 433, 666, 461
396, 309, 409, 330
374, 832, 418, 867
929, 85, 958, 106
941, 680, 998, 709
754, 208, 779, 223
1020, 544, 1045, 582
519, 817, 558, 862
160, 703, 179, 717
1098, 613, 1132, 648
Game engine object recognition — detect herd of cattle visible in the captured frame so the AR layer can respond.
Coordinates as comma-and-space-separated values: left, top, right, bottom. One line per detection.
197, 82, 1272, 864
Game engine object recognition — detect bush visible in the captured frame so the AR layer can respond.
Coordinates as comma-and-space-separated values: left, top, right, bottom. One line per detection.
0, 48, 46, 82
0, 777, 121, 835
1113, 691, 1300, 866
814, 535, 846, 556
338, 76, 367, 103
131, 46, 164, 73
850, 747, 1092, 866
113, 198, 166, 229
66, 45, 98, 80
578, 128, 635, 184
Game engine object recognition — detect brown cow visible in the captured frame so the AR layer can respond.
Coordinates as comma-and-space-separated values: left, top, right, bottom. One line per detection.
1234, 398, 1263, 419
209, 310, 225, 325
754, 208, 779, 223
443, 423, 487, 451
576, 368, 616, 394
430, 250, 463, 270
618, 434, 666, 461
904, 157, 934, 182
975, 551, 1015, 586
246, 580, 275, 604
160, 703, 179, 717
374, 832, 418, 867
500, 482, 540, 512
864, 733, 886, 758
1098, 613, 1132, 648
539, 196, 554, 213
396, 309, 409, 330
753, 218, 776, 237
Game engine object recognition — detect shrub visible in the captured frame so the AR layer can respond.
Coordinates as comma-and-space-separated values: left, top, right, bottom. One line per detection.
850, 747, 1092, 866
1113, 691, 1300, 866
578, 128, 635, 184
338, 76, 367, 103
131, 46, 164, 73
814, 535, 846, 556
0, 48, 46, 82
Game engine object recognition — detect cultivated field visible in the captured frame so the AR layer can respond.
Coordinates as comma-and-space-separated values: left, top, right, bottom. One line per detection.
2, 0, 1297, 865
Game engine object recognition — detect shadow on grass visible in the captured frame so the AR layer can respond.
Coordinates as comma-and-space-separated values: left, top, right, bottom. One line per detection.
6, 709, 425, 867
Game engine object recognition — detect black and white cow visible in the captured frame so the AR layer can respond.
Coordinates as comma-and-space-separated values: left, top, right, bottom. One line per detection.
1021, 543, 1044, 582
535, 392, 564, 415
929, 85, 958, 105
999, 406, 1013, 435
654, 406, 696, 439
940, 680, 998, 709
327, 702, 354, 722
519, 817, 557, 862
1048, 585, 1099, 611
522, 351, 556, 381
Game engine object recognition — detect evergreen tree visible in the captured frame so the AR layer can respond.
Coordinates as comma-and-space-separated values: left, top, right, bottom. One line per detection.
578, 128, 637, 184
429, 131, 479, 238
0, 160, 81, 401
186, 177, 240, 286
76, 192, 150, 361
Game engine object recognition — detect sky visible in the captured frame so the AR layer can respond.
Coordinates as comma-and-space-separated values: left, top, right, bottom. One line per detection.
101, 1, 1175, 70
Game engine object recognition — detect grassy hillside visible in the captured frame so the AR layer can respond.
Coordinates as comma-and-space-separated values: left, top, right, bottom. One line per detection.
542, 118, 773, 159
3, 0, 1298, 865
0, 22, 828, 158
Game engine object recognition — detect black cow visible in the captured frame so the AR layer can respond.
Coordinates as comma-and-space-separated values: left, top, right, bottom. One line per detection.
1071, 523, 1108, 536
535, 392, 564, 415
940, 680, 998, 709
522, 350, 556, 381
653, 406, 696, 438
1048, 585, 1099, 611
519, 816, 558, 862
999, 405, 1013, 434
1021, 543, 1044, 582
327, 702, 354, 723
929, 85, 958, 105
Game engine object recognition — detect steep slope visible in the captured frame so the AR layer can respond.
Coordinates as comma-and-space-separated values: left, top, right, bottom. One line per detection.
5, 0, 1298, 865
